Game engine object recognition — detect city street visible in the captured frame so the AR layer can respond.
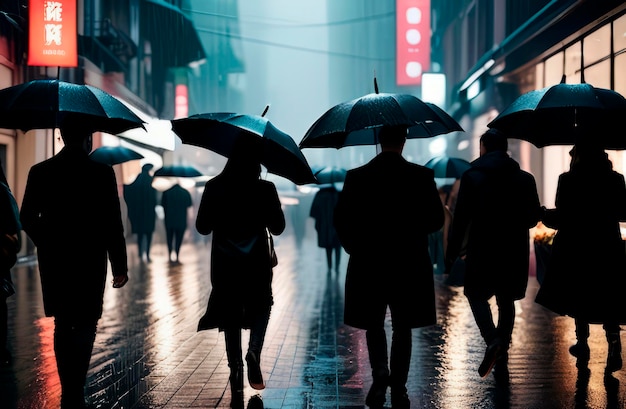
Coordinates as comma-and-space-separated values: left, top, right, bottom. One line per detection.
2, 213, 626, 409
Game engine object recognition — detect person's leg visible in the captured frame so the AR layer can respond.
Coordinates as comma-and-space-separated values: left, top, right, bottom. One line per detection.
246, 307, 271, 390
389, 325, 411, 408
174, 228, 185, 261
570, 318, 590, 359
334, 246, 341, 272
224, 327, 244, 403
165, 227, 174, 262
145, 232, 153, 262
495, 295, 515, 353
467, 296, 502, 377
325, 247, 333, 271
0, 297, 9, 365
365, 327, 389, 408
604, 323, 622, 372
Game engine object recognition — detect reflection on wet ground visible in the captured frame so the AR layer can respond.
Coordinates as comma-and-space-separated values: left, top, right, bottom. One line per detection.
2, 219, 626, 408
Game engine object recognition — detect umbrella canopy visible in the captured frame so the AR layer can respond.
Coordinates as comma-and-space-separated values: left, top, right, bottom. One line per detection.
154, 164, 203, 178
487, 81, 626, 149
313, 166, 347, 185
299, 80, 463, 149
89, 145, 144, 165
0, 79, 145, 134
424, 156, 472, 179
171, 112, 316, 185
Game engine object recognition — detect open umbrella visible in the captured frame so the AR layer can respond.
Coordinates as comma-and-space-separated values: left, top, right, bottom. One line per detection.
171, 108, 316, 185
89, 146, 144, 165
299, 78, 463, 149
154, 164, 203, 178
0, 79, 145, 134
313, 166, 347, 185
487, 80, 626, 149
424, 156, 472, 179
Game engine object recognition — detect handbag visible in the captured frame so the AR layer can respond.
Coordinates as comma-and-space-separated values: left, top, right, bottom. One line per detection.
267, 229, 278, 267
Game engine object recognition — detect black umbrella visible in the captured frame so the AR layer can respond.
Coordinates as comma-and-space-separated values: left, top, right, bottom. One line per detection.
89, 146, 144, 165
299, 78, 463, 149
0, 79, 145, 134
313, 166, 347, 185
154, 165, 203, 178
424, 156, 471, 179
171, 109, 316, 185
487, 80, 626, 149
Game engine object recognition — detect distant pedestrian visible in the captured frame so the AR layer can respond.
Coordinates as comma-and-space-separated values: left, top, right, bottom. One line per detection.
0, 159, 20, 367
124, 163, 157, 263
333, 125, 444, 409
446, 128, 542, 380
161, 182, 193, 264
309, 185, 342, 273
195, 135, 285, 407
20, 122, 129, 408
536, 142, 626, 373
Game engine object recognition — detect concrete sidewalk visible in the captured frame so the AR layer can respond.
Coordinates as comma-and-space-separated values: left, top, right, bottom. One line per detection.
2, 225, 626, 408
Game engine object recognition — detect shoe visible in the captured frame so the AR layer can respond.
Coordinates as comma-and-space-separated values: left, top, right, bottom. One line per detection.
230, 363, 244, 408
569, 342, 590, 360
606, 339, 622, 373
493, 355, 509, 385
246, 351, 265, 390
390, 388, 410, 409
478, 340, 502, 378
365, 376, 388, 408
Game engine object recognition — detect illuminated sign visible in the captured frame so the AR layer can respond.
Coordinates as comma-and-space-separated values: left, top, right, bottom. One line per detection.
175, 84, 188, 119
396, 0, 430, 86
28, 0, 78, 67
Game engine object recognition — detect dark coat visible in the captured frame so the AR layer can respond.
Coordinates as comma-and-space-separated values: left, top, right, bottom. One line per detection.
196, 174, 285, 330
0, 182, 20, 297
161, 184, 192, 230
446, 151, 542, 301
309, 186, 341, 249
535, 160, 626, 323
123, 170, 157, 234
333, 152, 444, 330
20, 147, 128, 321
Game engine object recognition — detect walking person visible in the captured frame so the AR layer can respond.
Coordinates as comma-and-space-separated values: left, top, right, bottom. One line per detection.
20, 122, 129, 408
195, 135, 285, 407
333, 125, 444, 409
536, 142, 626, 373
309, 184, 342, 273
123, 163, 157, 263
0, 159, 21, 367
161, 182, 193, 264
445, 128, 543, 380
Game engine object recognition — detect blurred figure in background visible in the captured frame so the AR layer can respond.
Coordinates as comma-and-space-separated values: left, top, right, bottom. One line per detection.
161, 182, 193, 264
310, 184, 342, 273
124, 164, 157, 263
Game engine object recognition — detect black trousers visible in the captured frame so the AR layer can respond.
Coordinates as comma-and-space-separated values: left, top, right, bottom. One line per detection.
467, 294, 515, 348
365, 325, 412, 392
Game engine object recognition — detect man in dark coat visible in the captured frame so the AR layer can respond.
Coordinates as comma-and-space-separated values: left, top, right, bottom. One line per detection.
309, 185, 342, 273
333, 125, 444, 409
123, 163, 157, 262
446, 129, 542, 380
20, 122, 129, 408
161, 182, 193, 264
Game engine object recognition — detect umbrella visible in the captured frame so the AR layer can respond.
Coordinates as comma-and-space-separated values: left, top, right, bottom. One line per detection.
154, 165, 203, 178
89, 146, 144, 165
299, 78, 463, 149
0, 79, 145, 134
487, 81, 626, 149
313, 166, 347, 185
171, 110, 316, 185
424, 156, 472, 179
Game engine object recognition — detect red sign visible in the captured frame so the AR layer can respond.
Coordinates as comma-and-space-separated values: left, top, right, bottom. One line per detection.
28, 0, 78, 67
396, 0, 430, 86
175, 84, 188, 119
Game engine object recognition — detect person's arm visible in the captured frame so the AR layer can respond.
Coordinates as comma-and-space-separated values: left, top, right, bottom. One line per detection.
104, 167, 128, 287
196, 182, 215, 235
266, 184, 285, 236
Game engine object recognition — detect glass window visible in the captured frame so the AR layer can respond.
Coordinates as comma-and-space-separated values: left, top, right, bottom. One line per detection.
564, 42, 581, 84
584, 60, 610, 88
616, 52, 626, 96
535, 62, 544, 89
583, 25, 610, 66
544, 52, 563, 86
613, 14, 626, 54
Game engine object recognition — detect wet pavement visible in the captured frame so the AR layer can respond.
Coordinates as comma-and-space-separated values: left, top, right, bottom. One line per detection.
2, 215, 626, 409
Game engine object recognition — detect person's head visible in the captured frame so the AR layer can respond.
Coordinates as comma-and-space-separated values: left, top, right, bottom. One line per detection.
377, 125, 407, 152
570, 141, 610, 170
479, 128, 508, 156
223, 132, 262, 180
59, 122, 93, 153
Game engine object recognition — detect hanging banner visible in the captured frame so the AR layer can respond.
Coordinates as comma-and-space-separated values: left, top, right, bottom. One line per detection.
396, 0, 430, 86
28, 0, 78, 67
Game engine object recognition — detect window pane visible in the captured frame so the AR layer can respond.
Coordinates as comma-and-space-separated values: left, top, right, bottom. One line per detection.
614, 14, 626, 54
583, 60, 610, 88
564, 42, 581, 81
544, 52, 563, 86
583, 25, 610, 66
616, 52, 626, 96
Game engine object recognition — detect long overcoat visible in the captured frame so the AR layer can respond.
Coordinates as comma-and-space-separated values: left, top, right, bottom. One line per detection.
446, 151, 542, 301
196, 173, 285, 330
309, 186, 341, 249
535, 159, 626, 323
161, 183, 193, 230
123, 169, 157, 235
333, 152, 444, 330
20, 146, 128, 322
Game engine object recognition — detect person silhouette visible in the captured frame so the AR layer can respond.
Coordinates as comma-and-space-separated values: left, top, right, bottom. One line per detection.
195, 135, 285, 406
0, 159, 20, 367
536, 142, 626, 373
20, 121, 129, 408
309, 184, 342, 273
123, 163, 157, 263
446, 128, 543, 380
333, 125, 444, 409
161, 182, 193, 264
